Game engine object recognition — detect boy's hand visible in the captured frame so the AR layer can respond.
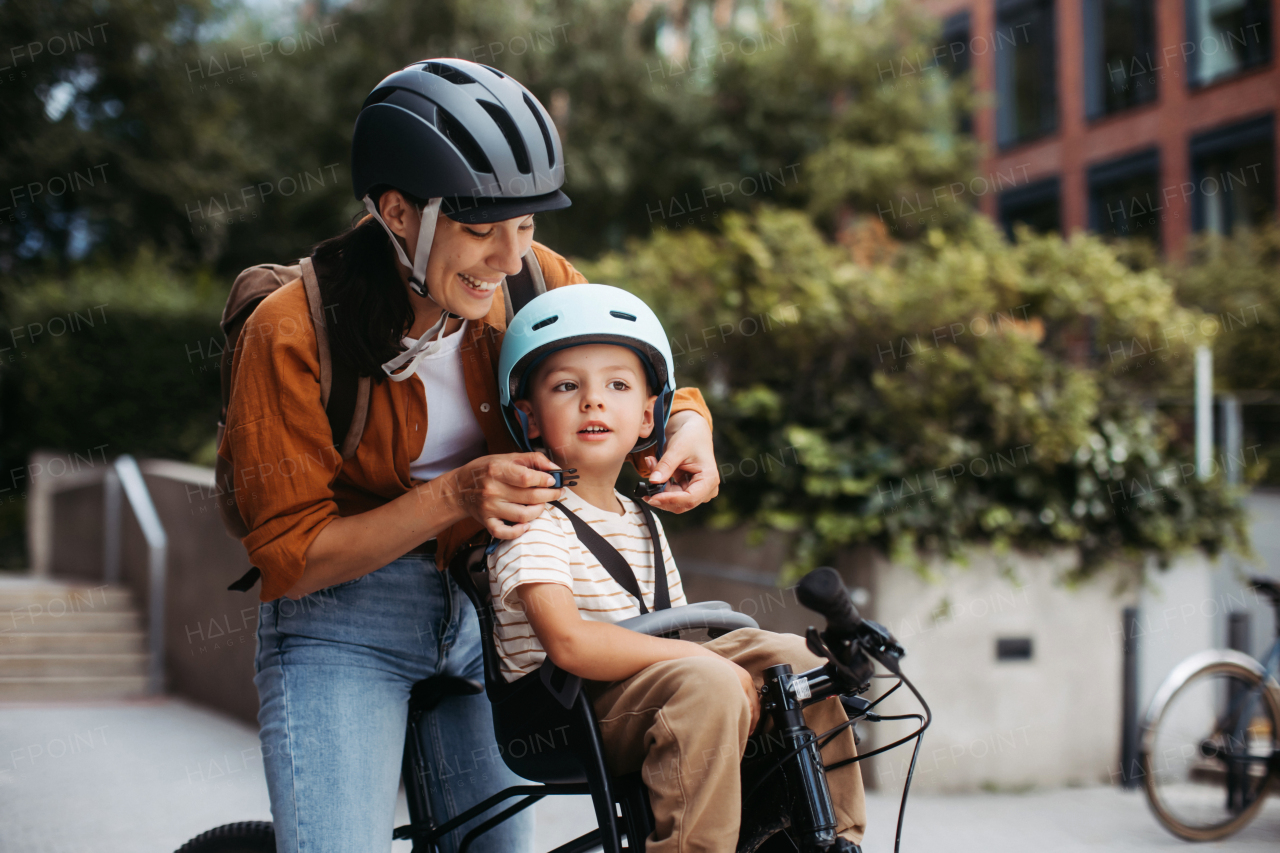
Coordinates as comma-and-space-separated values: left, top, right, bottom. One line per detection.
641, 411, 719, 513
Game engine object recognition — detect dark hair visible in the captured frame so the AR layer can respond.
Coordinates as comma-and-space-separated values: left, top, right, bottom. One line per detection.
310, 198, 416, 380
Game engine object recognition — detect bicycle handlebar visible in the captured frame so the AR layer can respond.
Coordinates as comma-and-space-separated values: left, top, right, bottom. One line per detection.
796, 567, 863, 634
797, 567, 905, 677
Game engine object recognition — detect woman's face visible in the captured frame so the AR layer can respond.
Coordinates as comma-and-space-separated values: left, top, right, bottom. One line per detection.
378, 190, 536, 321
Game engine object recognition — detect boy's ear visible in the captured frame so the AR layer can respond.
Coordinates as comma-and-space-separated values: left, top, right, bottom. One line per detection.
637, 394, 658, 439
513, 399, 541, 439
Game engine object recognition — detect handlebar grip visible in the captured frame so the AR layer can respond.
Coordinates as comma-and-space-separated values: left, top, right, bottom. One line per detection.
796, 567, 862, 634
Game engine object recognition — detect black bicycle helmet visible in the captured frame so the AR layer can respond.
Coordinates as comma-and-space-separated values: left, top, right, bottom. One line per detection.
352, 58, 569, 224
350, 56, 571, 325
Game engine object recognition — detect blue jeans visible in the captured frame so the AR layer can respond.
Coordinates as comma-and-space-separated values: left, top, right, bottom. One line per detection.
254, 555, 532, 853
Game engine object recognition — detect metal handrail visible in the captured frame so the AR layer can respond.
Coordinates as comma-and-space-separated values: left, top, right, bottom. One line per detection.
102, 454, 168, 694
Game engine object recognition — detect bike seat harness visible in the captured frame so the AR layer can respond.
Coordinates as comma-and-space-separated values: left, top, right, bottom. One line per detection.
548, 498, 671, 614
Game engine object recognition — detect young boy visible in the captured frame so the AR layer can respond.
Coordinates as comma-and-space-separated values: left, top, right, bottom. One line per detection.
489, 284, 865, 853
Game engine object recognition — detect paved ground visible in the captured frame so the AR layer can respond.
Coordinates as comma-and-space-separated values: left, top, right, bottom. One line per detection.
1, 698, 1276, 852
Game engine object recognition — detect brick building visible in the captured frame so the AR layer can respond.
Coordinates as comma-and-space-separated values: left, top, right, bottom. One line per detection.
916, 0, 1276, 256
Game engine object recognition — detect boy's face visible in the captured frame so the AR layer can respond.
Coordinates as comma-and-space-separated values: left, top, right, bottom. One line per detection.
515, 344, 658, 472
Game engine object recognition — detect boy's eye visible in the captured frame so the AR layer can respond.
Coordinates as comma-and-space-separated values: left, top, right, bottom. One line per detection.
553, 381, 578, 392
609, 380, 630, 391
465, 227, 494, 238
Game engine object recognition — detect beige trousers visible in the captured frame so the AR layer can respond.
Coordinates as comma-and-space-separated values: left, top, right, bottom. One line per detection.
587, 628, 866, 853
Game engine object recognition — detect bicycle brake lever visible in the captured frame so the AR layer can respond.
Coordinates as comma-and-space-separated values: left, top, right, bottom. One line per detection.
805, 626, 828, 659
856, 618, 906, 675
806, 626, 869, 689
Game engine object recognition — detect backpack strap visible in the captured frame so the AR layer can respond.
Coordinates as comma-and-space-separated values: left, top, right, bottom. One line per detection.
300, 256, 371, 459
503, 250, 547, 323
548, 499, 670, 614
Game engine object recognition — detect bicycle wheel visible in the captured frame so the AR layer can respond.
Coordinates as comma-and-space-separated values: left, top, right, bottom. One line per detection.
175, 821, 275, 853
1141, 660, 1279, 841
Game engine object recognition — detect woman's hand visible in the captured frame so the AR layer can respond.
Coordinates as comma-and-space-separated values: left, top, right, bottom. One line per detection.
443, 451, 567, 539
640, 410, 720, 513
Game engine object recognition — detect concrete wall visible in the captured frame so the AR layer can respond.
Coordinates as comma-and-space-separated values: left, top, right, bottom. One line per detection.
672, 496, 1280, 795
37, 456, 1280, 785
677, 529, 1138, 794
47, 461, 260, 725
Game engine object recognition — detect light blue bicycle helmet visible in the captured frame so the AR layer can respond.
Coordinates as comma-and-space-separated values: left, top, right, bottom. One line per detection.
499, 284, 676, 460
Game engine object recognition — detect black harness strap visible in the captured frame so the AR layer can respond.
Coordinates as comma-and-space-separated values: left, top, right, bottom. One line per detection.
636, 500, 672, 611
505, 253, 540, 316
549, 499, 670, 614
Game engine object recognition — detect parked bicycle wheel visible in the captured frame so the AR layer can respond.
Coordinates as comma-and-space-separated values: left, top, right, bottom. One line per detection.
1141, 660, 1279, 841
175, 821, 275, 853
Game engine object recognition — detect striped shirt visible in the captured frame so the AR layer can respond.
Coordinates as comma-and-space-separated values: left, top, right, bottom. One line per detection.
488, 487, 687, 680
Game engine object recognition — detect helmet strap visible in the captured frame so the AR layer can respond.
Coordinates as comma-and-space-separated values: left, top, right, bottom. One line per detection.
513, 407, 535, 452
363, 194, 462, 382
361, 194, 448, 301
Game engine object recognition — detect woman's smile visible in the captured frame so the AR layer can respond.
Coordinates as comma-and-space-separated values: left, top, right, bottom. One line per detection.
458, 270, 502, 297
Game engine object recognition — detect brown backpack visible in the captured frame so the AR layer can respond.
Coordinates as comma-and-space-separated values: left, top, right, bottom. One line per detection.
215, 252, 547, 590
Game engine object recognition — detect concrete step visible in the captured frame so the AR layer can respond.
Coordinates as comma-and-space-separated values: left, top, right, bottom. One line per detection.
0, 583, 135, 613
0, 675, 149, 701
0, 610, 141, 633
0, 654, 149, 678
0, 631, 146, 654
0, 578, 152, 700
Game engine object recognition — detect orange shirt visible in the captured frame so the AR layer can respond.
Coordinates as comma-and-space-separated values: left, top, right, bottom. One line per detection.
218, 241, 713, 601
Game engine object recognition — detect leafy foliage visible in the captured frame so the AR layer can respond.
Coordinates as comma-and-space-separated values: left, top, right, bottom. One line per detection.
582, 211, 1252, 578
0, 0, 1267, 577
1, 0, 975, 274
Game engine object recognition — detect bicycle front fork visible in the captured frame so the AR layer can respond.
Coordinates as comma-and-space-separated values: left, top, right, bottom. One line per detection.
756, 663, 839, 851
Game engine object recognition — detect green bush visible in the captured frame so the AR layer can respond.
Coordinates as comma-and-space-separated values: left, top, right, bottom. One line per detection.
581, 211, 1252, 579
0, 254, 225, 567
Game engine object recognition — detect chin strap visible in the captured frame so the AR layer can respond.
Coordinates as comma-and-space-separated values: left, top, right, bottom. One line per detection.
362, 193, 458, 382
362, 194, 443, 297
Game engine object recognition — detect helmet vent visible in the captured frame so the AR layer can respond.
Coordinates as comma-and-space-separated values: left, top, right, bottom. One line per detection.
610, 311, 637, 321
524, 92, 557, 168
479, 101, 532, 174
436, 107, 493, 174
422, 62, 478, 86
531, 315, 559, 331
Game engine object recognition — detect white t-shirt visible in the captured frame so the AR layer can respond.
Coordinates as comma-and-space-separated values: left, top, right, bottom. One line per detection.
405, 320, 488, 481
487, 488, 687, 680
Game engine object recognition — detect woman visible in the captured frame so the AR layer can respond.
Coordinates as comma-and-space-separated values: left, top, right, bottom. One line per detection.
219, 59, 719, 853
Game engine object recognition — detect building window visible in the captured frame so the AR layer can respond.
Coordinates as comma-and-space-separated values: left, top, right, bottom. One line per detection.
1083, 0, 1157, 118
996, 0, 1058, 148
1190, 114, 1276, 235
998, 176, 1061, 238
937, 11, 973, 134
1185, 0, 1273, 87
1088, 149, 1162, 246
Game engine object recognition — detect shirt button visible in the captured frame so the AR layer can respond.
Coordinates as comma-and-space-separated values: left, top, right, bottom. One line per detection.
480, 403, 491, 412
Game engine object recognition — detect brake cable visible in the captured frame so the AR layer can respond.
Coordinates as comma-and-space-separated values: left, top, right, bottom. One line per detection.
817, 677, 902, 751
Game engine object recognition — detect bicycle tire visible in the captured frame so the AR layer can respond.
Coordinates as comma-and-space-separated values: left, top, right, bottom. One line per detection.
175, 821, 276, 853
1140, 659, 1279, 841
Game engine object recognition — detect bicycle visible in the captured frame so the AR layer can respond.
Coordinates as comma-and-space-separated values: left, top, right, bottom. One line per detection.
176, 565, 929, 853
1139, 575, 1280, 841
